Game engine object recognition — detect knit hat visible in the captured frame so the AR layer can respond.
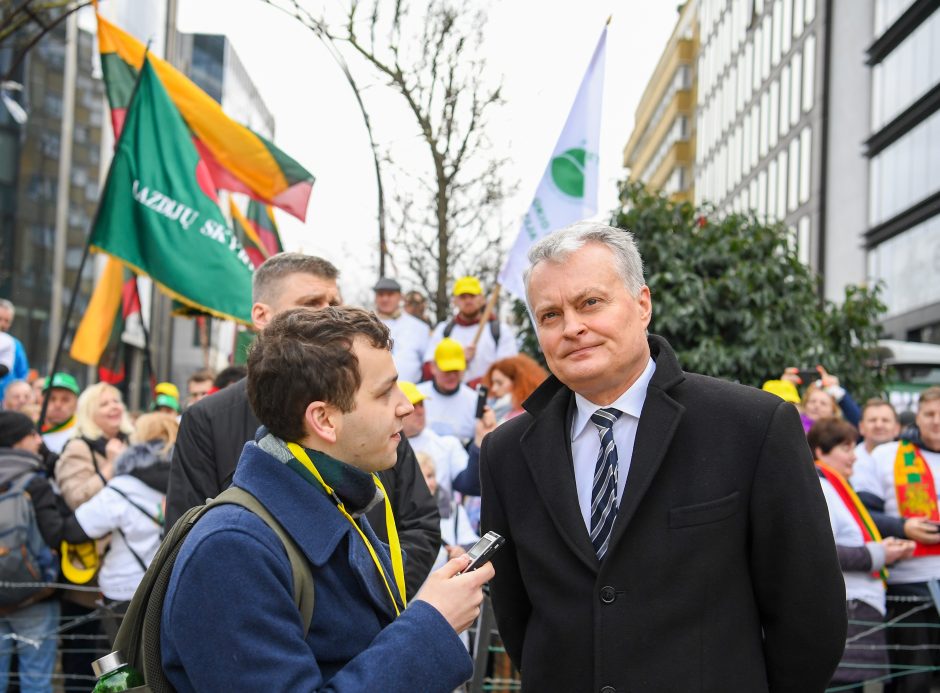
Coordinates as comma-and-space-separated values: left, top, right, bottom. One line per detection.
0, 410, 37, 448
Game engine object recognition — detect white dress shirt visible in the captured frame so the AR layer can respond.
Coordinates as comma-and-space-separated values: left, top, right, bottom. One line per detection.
570, 357, 656, 531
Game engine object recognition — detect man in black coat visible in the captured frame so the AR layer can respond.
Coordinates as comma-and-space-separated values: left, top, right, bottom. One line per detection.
480, 222, 847, 692
166, 253, 441, 597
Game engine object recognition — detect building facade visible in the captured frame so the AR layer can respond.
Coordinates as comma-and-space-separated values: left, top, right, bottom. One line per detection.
0, 19, 105, 375
864, 0, 940, 342
622, 1, 699, 203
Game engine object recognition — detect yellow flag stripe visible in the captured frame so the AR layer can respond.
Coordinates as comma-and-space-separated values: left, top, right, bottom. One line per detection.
69, 256, 124, 365
96, 13, 290, 200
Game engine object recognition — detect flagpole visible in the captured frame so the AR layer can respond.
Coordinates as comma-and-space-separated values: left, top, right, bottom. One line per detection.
470, 284, 502, 349
133, 277, 157, 394
38, 47, 153, 429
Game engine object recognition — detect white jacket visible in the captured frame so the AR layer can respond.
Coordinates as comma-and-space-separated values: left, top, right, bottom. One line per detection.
75, 475, 164, 601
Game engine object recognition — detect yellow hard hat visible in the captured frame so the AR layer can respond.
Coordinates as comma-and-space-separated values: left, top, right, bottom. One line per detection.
60, 540, 100, 585
452, 276, 482, 296
398, 381, 428, 405
434, 338, 467, 372
762, 379, 801, 404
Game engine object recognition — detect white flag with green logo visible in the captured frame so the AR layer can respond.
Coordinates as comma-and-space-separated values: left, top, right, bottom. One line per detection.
499, 26, 607, 301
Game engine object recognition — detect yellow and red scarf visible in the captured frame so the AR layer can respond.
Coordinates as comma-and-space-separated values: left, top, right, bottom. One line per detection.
894, 439, 940, 557
817, 461, 887, 581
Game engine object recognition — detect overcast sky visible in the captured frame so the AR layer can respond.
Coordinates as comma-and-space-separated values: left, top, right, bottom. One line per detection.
92, 0, 681, 304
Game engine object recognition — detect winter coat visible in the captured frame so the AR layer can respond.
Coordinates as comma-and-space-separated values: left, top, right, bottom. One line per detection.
55, 436, 116, 510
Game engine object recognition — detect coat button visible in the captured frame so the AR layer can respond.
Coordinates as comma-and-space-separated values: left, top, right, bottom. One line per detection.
600, 687, 616, 693
600, 586, 616, 603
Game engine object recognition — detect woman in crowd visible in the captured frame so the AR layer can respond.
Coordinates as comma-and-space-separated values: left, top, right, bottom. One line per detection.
782, 365, 862, 433
808, 417, 915, 691
55, 383, 133, 511
482, 354, 548, 423
74, 412, 173, 644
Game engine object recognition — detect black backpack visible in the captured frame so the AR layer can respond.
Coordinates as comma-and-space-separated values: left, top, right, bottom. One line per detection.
112, 486, 314, 693
0, 473, 55, 609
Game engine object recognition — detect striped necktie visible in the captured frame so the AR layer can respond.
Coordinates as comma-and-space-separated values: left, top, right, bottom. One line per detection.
590, 407, 622, 559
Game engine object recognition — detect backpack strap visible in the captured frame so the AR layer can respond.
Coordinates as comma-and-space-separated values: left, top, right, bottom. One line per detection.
443, 318, 500, 345
113, 487, 314, 693
108, 484, 163, 528
215, 487, 315, 632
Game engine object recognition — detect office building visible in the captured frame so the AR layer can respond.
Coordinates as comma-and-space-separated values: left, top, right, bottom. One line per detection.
622, 1, 699, 203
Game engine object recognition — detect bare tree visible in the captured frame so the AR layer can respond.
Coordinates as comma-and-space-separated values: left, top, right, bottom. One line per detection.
330, 0, 512, 322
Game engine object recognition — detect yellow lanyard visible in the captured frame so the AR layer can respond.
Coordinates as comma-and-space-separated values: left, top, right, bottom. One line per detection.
286, 442, 406, 616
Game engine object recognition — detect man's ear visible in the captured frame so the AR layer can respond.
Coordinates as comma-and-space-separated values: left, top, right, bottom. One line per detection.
251, 302, 271, 330
303, 400, 340, 445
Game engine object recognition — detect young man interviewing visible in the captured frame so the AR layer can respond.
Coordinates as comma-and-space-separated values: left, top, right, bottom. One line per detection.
161, 307, 492, 691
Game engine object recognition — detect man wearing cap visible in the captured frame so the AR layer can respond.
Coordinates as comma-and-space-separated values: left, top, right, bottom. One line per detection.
374, 277, 430, 383
424, 276, 517, 385
152, 392, 181, 417
400, 381, 483, 499
40, 372, 80, 454
417, 339, 478, 444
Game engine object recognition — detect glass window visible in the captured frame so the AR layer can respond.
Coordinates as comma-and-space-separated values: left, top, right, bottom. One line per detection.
758, 168, 768, 218
799, 125, 812, 204
772, 0, 783, 67
790, 51, 802, 125
798, 216, 811, 266
768, 159, 778, 219
803, 34, 815, 113
868, 156, 880, 224
769, 79, 780, 150
805, 0, 816, 24
788, 137, 800, 211
744, 41, 754, 104
760, 91, 770, 157
752, 101, 761, 168
750, 178, 759, 213
782, 0, 793, 53
762, 14, 773, 80
780, 64, 791, 137
868, 215, 940, 317
753, 27, 763, 91
743, 111, 752, 178
793, 0, 805, 38
777, 149, 788, 218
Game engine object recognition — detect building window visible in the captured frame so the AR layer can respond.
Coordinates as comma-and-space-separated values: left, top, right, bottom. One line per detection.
768, 158, 778, 219
799, 125, 812, 204
780, 64, 791, 138
790, 50, 802, 125
873, 0, 917, 37
788, 137, 801, 212
805, 0, 816, 24
798, 216, 811, 266
869, 108, 940, 225
753, 26, 763, 91
782, 0, 793, 53
772, 0, 783, 67
777, 149, 788, 218
762, 14, 773, 80
803, 33, 816, 113
868, 214, 940, 317
793, 0, 805, 38
769, 78, 780, 150
871, 11, 940, 131
758, 168, 768, 218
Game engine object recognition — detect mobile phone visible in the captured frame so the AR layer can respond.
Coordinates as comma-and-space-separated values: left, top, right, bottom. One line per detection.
456, 531, 505, 575
475, 385, 489, 419
796, 369, 819, 385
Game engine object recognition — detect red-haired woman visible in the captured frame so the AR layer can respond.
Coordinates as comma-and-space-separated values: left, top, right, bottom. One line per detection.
483, 354, 548, 424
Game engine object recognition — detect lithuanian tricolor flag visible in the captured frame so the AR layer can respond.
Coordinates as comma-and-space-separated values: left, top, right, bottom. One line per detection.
70, 256, 141, 384
229, 199, 283, 269
96, 13, 314, 221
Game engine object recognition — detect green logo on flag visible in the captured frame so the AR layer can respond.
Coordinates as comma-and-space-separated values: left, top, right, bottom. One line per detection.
550, 148, 587, 198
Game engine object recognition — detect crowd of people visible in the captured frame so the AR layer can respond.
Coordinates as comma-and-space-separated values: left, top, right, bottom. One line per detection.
0, 235, 938, 690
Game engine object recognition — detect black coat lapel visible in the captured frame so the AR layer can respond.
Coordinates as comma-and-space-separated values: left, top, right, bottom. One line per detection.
521, 377, 599, 573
